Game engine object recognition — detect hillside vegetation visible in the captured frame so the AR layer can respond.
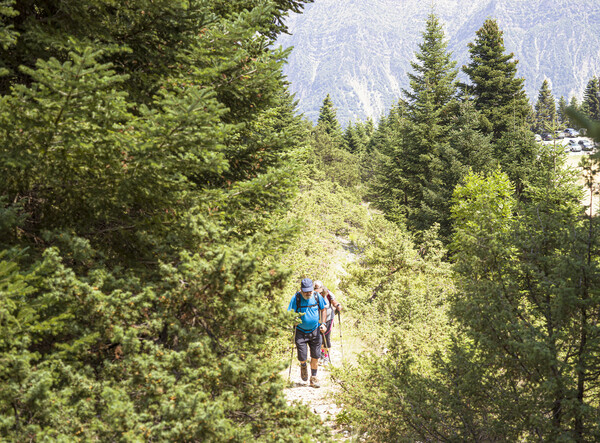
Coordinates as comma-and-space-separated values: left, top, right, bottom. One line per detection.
2, 2, 600, 442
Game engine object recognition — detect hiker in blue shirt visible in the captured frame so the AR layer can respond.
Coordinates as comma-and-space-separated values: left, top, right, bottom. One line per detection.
288, 277, 327, 388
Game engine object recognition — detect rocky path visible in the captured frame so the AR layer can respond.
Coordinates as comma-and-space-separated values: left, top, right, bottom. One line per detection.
282, 336, 349, 441
281, 235, 358, 440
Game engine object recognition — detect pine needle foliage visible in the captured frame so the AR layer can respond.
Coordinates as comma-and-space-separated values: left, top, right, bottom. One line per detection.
462, 19, 530, 140
582, 77, 600, 122
334, 216, 454, 442
447, 153, 600, 440
369, 14, 494, 241
316, 94, 344, 141
0, 0, 326, 440
534, 79, 557, 134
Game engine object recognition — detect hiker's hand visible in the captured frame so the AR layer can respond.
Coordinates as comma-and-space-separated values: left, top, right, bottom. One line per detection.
336, 304, 342, 312
320, 324, 327, 333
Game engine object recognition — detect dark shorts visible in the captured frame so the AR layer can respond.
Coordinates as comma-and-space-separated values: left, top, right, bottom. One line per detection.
295, 327, 322, 361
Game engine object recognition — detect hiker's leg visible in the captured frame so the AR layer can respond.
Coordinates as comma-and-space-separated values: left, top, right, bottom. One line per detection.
295, 329, 308, 362
295, 330, 310, 381
308, 330, 322, 387
324, 319, 332, 350
311, 357, 319, 370
308, 328, 321, 370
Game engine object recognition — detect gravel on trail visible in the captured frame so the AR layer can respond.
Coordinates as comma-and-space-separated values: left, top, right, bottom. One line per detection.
282, 340, 351, 440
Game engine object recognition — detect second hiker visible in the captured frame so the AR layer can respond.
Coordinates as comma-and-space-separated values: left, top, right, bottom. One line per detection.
314, 280, 342, 364
288, 278, 327, 388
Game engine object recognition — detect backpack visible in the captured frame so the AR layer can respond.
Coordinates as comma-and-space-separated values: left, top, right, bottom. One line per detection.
294, 292, 324, 313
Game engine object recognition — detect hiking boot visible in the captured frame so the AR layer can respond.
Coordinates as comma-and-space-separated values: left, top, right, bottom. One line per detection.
310, 376, 320, 388
300, 364, 308, 381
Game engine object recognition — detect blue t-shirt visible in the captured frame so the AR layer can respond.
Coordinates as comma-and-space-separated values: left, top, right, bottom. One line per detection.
288, 291, 326, 333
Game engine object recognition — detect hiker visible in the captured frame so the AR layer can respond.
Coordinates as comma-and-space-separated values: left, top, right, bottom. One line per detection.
288, 277, 327, 388
314, 280, 342, 364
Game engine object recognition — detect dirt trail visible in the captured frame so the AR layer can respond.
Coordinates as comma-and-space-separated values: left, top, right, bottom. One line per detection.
282, 236, 358, 440
282, 332, 349, 440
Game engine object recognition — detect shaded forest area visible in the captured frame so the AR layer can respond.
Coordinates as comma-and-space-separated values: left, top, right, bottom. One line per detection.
1, 1, 600, 442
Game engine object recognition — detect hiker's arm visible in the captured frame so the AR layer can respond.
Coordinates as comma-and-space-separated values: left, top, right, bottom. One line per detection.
329, 291, 342, 311
319, 308, 327, 327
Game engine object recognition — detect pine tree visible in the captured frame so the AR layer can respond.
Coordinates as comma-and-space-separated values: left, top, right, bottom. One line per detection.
462, 19, 530, 140
557, 95, 568, 126
534, 79, 557, 134
310, 125, 361, 188
462, 19, 538, 196
344, 123, 362, 153
365, 104, 409, 212
404, 13, 458, 118
582, 77, 600, 121
392, 13, 460, 234
569, 96, 582, 127
317, 93, 344, 139
311, 96, 361, 187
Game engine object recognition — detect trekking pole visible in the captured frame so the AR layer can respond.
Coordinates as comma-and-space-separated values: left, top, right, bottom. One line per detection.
288, 327, 296, 382
337, 311, 344, 361
320, 330, 333, 367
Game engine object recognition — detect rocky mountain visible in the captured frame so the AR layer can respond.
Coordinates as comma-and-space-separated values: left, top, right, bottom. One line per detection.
277, 0, 600, 125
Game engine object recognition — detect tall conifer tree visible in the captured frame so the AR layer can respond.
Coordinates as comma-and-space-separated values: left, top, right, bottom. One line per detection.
569, 96, 582, 128
317, 93, 344, 139
372, 13, 494, 239
462, 19, 530, 139
344, 123, 361, 153
463, 19, 537, 195
557, 95, 568, 126
534, 79, 557, 134
582, 77, 600, 121
399, 13, 460, 234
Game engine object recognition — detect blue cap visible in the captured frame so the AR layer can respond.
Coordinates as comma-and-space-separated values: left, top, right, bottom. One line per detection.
300, 278, 313, 292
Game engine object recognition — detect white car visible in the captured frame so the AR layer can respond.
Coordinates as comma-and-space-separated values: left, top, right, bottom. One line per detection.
581, 142, 594, 151
565, 128, 580, 137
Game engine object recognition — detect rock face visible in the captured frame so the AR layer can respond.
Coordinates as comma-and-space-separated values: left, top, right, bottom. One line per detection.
277, 0, 600, 125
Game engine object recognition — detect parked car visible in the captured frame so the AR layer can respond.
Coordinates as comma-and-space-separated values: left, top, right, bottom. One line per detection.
581, 141, 594, 151
571, 144, 582, 152
568, 139, 578, 145
534, 134, 542, 142
542, 132, 553, 141
554, 130, 565, 139
565, 128, 580, 137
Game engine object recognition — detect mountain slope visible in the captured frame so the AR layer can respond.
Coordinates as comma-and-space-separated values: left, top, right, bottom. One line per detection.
278, 0, 600, 124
